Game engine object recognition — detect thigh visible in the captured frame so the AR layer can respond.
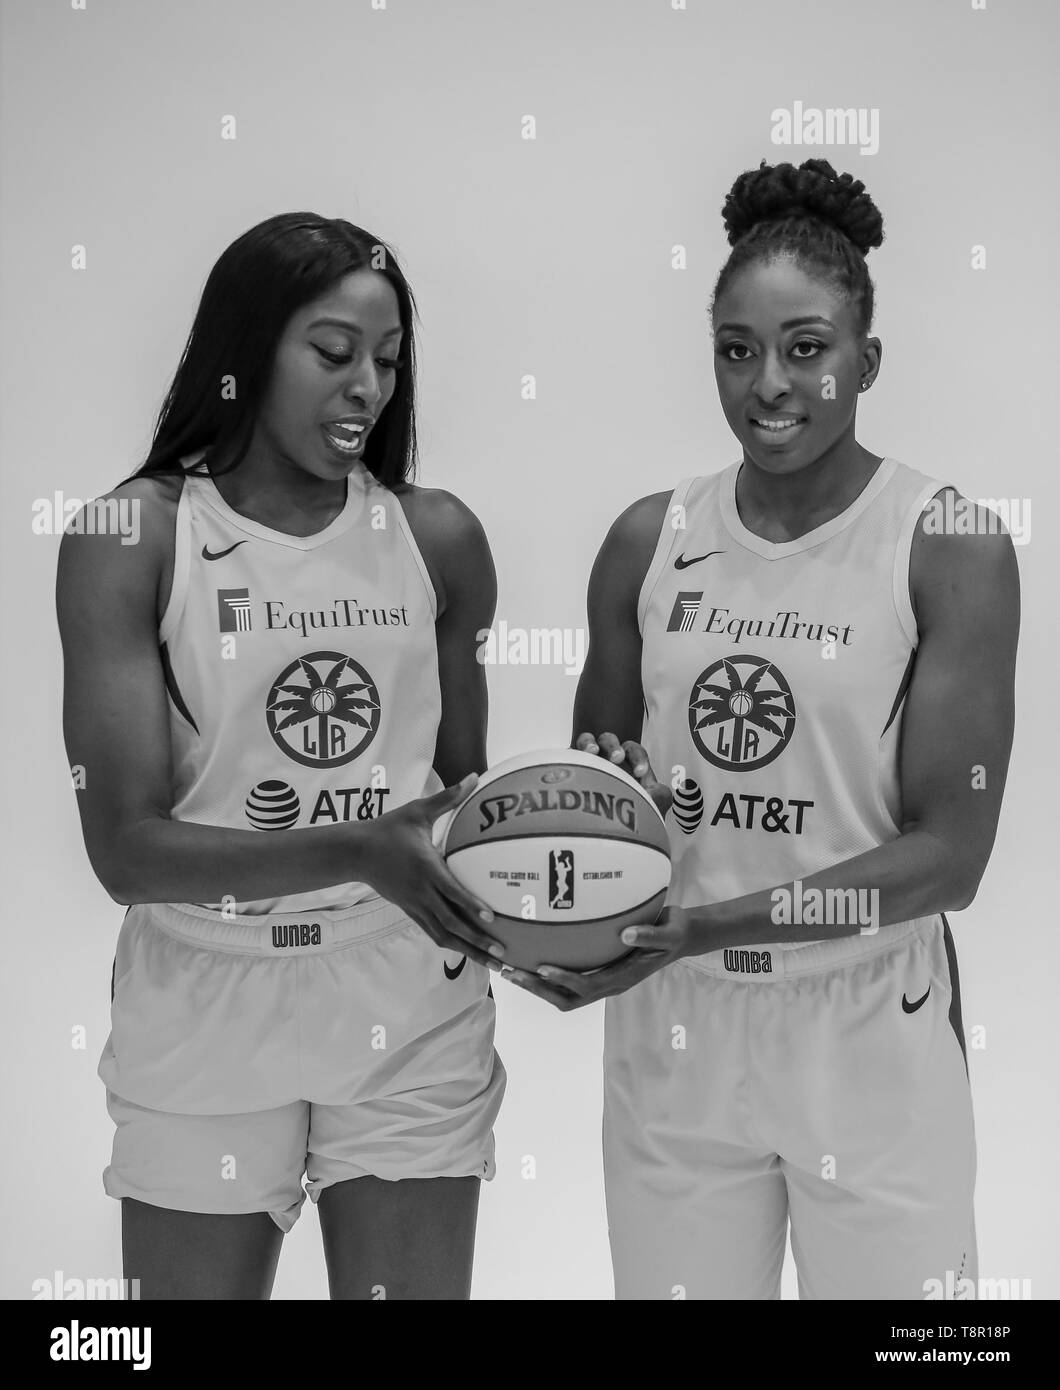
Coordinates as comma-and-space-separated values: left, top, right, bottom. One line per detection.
606, 1132, 789, 1300
785, 1164, 977, 1301
603, 964, 788, 1300
301, 924, 503, 1300
104, 1091, 310, 1297
316, 1174, 481, 1300
779, 922, 977, 1300
101, 906, 301, 1113
122, 1198, 285, 1301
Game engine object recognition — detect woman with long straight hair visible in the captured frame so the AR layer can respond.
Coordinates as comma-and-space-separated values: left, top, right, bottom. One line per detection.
57, 213, 507, 1300
510, 160, 1018, 1300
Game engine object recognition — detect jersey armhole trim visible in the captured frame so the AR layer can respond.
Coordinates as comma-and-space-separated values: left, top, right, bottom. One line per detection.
159, 476, 191, 646
636, 478, 697, 634
391, 493, 439, 620
892, 480, 950, 648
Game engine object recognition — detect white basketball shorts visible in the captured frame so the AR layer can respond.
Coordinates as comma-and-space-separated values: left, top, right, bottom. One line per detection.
602, 913, 976, 1299
99, 897, 506, 1232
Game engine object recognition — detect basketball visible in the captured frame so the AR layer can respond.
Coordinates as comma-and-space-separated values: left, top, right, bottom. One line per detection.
433, 748, 671, 971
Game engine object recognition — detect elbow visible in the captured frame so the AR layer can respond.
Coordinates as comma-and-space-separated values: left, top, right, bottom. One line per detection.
92, 816, 161, 907
946, 865, 984, 914
96, 863, 135, 906
909, 825, 988, 915
91, 846, 140, 906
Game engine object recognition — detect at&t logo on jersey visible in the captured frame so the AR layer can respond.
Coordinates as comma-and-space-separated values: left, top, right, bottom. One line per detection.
266, 651, 380, 768
689, 655, 795, 771
671, 778, 704, 834
549, 849, 574, 909
245, 780, 301, 828
243, 778, 390, 828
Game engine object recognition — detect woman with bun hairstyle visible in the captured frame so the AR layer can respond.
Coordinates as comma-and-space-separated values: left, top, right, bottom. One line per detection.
510, 160, 1018, 1300
56, 213, 507, 1299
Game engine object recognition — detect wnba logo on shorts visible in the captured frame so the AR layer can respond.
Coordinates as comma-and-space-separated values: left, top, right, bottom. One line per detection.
723, 948, 773, 974
549, 850, 574, 909
271, 922, 322, 948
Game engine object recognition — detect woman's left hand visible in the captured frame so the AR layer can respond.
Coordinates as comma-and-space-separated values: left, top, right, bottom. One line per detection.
500, 906, 695, 1010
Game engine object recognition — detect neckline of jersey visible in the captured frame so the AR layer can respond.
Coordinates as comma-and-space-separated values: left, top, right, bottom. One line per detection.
719, 455, 897, 560
180, 447, 369, 550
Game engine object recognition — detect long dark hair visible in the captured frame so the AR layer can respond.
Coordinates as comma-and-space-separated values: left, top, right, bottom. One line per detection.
128, 212, 421, 489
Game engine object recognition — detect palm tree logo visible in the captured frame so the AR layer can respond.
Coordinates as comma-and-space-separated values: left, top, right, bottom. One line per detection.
266, 651, 380, 768
688, 655, 795, 772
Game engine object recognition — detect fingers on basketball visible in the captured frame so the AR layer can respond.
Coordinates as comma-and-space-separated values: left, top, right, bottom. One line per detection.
621, 740, 652, 779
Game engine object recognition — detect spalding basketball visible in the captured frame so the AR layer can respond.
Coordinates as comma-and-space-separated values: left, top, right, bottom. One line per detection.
433, 748, 671, 972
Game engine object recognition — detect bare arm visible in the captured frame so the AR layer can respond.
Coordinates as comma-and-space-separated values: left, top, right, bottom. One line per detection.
507, 493, 1021, 1007
571, 491, 672, 743
56, 483, 387, 905
686, 496, 1019, 950
55, 479, 497, 961
396, 486, 497, 785
568, 491, 675, 812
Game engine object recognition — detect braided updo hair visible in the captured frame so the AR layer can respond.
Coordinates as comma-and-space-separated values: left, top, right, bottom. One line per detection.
711, 158, 885, 337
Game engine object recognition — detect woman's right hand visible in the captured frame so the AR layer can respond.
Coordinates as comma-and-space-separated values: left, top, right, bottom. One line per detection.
356, 775, 506, 969
574, 731, 674, 819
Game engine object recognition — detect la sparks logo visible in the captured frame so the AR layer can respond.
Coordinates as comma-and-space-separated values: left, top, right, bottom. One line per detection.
688, 655, 795, 772
266, 651, 380, 768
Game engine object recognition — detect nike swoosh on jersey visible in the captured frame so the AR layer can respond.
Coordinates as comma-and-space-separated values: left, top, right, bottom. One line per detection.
901, 986, 931, 1014
444, 955, 468, 980
674, 550, 723, 569
202, 541, 248, 561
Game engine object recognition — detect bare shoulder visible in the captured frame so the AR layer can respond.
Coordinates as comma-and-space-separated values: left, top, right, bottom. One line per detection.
910, 486, 1020, 629
911, 486, 1019, 570
603, 489, 673, 551
390, 482, 493, 617
584, 489, 675, 626
593, 490, 674, 582
56, 471, 184, 605
61, 472, 182, 546
391, 482, 486, 548
112, 469, 184, 507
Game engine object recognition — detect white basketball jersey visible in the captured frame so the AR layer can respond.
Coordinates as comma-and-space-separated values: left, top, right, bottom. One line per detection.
638, 457, 945, 954
158, 451, 443, 916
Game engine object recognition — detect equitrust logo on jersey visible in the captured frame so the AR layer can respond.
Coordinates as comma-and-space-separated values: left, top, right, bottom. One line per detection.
549, 849, 574, 909
666, 595, 853, 648
217, 588, 252, 633
667, 592, 705, 632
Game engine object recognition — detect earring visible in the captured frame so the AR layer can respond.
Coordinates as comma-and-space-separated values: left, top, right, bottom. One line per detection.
860, 379, 872, 391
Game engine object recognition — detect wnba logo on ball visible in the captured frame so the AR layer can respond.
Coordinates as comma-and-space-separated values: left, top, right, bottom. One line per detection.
549, 849, 574, 909
689, 655, 795, 772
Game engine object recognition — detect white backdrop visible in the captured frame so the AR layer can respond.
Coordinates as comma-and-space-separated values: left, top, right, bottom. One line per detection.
1, 0, 1056, 1299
